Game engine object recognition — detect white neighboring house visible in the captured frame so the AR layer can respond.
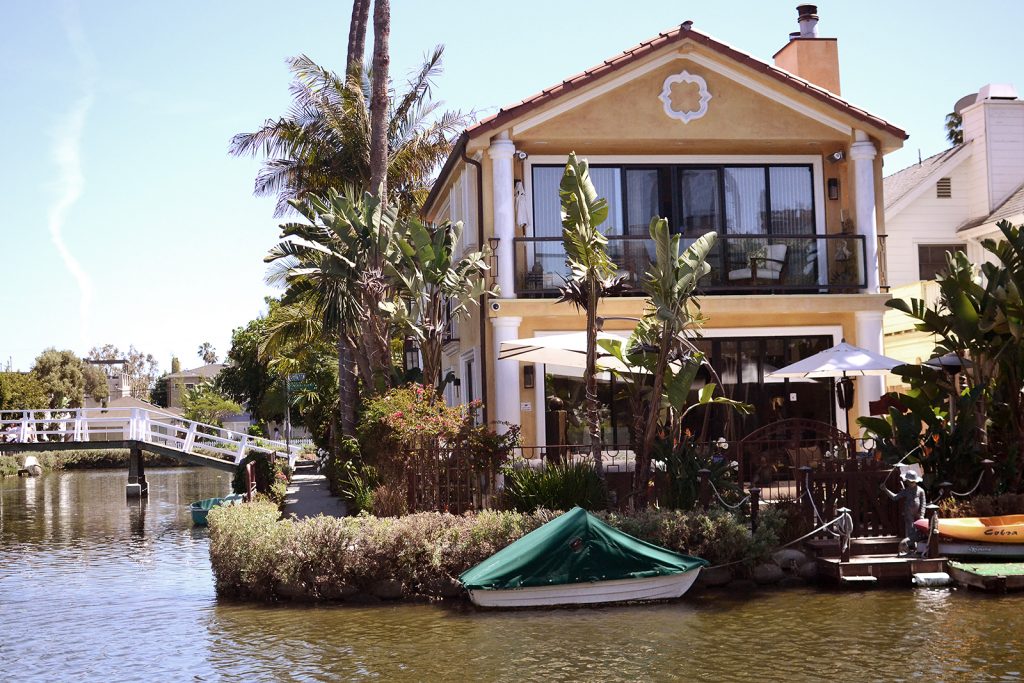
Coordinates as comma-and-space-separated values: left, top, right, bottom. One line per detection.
883, 83, 1024, 365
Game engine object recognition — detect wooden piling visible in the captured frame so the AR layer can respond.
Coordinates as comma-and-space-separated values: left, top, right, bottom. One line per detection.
697, 469, 711, 510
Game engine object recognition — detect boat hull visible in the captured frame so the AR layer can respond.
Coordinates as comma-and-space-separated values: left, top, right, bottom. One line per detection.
189, 494, 243, 526
934, 540, 1024, 559
467, 568, 701, 608
915, 515, 1024, 544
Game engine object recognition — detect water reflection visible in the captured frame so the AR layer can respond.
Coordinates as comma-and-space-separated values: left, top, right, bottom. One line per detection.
2, 469, 1024, 681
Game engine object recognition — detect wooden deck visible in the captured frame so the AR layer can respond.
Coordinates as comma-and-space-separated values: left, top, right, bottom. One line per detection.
947, 561, 1024, 592
806, 536, 948, 585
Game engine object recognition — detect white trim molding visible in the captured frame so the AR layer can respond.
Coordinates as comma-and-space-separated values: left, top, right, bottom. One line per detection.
659, 70, 711, 123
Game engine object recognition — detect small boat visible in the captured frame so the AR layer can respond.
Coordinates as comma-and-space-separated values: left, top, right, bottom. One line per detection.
459, 507, 707, 608
17, 455, 42, 477
189, 494, 243, 526
914, 515, 1024, 544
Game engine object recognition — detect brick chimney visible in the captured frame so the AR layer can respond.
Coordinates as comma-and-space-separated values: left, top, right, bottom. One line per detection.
772, 5, 841, 95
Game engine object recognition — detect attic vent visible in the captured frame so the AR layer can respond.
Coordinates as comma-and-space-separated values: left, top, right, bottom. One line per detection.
936, 177, 952, 199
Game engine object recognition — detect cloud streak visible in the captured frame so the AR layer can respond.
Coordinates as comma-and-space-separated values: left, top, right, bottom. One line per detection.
48, 2, 97, 347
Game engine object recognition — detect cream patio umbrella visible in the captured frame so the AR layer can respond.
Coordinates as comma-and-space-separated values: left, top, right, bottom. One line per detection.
498, 331, 634, 374
765, 340, 902, 433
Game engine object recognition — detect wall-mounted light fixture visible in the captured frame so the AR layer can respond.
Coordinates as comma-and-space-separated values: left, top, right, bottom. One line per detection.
523, 364, 535, 389
403, 336, 420, 372
487, 237, 500, 282
828, 150, 845, 163
827, 178, 840, 201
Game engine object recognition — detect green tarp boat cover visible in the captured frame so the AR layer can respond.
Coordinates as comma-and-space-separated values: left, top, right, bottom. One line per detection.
460, 507, 708, 590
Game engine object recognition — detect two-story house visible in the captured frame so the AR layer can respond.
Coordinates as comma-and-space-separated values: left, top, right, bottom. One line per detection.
423, 6, 905, 446
883, 83, 1024, 365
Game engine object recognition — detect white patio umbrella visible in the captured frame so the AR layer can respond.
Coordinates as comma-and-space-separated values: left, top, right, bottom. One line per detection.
498, 331, 633, 374
766, 340, 903, 433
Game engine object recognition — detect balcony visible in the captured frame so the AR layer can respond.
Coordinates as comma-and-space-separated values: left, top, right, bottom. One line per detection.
513, 234, 866, 297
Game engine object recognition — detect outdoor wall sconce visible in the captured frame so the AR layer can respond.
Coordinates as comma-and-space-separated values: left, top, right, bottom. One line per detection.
827, 178, 840, 201
403, 336, 420, 372
487, 236, 500, 281
523, 364, 535, 389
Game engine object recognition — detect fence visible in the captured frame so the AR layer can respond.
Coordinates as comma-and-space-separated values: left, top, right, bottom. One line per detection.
405, 447, 499, 514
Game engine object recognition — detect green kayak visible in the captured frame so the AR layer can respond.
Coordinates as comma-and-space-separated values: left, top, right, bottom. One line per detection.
189, 494, 244, 526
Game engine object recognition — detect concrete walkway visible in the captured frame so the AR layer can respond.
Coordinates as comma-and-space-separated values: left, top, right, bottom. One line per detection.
282, 463, 348, 519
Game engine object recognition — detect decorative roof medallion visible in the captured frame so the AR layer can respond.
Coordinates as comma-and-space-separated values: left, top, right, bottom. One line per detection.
659, 70, 711, 123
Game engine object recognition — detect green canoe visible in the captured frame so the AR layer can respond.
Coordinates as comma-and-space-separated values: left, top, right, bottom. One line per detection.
189, 494, 244, 526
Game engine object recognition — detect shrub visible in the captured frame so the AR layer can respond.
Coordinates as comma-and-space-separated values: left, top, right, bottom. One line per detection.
939, 493, 1024, 518
0, 449, 181, 477
502, 461, 607, 512
370, 483, 407, 517
208, 505, 771, 602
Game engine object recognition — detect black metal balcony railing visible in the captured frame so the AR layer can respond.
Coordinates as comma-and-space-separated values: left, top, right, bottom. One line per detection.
513, 233, 867, 296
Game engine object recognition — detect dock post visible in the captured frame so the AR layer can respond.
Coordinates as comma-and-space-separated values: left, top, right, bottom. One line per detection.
837, 506, 852, 562
126, 447, 148, 498
925, 503, 940, 558
981, 459, 996, 495
748, 487, 761, 532
937, 482, 952, 502
697, 469, 711, 510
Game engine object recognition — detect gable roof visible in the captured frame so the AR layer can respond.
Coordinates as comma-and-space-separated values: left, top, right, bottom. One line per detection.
166, 363, 225, 380
467, 23, 906, 143
883, 143, 970, 215
425, 21, 906, 215
958, 180, 1024, 233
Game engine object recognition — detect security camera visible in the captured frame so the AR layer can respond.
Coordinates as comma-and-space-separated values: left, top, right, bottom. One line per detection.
514, 151, 529, 160
490, 301, 501, 312
828, 150, 845, 163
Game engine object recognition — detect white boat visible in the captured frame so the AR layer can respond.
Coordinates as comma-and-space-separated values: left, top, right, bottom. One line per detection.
467, 568, 703, 608
460, 507, 707, 608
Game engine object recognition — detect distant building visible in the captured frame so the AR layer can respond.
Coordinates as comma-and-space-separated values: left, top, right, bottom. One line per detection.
165, 363, 226, 409
883, 83, 1024, 365
84, 358, 131, 409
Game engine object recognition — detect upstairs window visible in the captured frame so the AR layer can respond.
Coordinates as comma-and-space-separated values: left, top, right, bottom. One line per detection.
936, 177, 952, 198
918, 243, 964, 280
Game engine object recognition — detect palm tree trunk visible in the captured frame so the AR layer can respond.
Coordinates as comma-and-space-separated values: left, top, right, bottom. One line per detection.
346, 0, 370, 78
337, 334, 357, 437
368, 0, 390, 198
586, 282, 604, 478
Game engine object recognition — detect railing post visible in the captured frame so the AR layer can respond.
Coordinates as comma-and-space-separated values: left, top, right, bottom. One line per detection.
183, 422, 197, 454
19, 411, 30, 443
245, 460, 256, 501
749, 487, 761, 532
925, 503, 940, 558
235, 435, 250, 464
697, 469, 711, 510
981, 459, 996, 495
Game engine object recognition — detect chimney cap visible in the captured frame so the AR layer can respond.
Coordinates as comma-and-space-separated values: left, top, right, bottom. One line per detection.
978, 83, 1019, 101
681, 20, 694, 31
796, 4, 819, 18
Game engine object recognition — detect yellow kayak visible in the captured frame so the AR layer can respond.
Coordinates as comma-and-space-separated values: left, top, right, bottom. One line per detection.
916, 515, 1024, 543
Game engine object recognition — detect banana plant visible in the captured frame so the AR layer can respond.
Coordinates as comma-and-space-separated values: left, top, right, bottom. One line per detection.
557, 152, 622, 476
386, 217, 496, 395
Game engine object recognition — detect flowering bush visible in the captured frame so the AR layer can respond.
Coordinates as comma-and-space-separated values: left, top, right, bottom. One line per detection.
359, 384, 518, 475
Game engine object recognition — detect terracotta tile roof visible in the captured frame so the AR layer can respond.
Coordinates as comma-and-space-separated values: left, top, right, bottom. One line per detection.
464, 22, 907, 141
883, 144, 968, 209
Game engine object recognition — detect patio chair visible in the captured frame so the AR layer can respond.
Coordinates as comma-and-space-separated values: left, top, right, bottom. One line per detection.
727, 243, 788, 285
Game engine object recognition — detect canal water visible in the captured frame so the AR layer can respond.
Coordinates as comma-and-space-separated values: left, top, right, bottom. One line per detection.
2, 468, 1023, 682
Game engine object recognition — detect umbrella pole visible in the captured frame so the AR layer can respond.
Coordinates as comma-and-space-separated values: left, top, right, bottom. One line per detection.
843, 372, 852, 438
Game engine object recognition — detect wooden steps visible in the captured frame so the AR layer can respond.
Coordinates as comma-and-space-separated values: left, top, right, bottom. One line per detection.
817, 553, 947, 584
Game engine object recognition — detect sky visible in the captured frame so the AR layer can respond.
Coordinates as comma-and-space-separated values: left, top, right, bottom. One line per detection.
2, 0, 1023, 372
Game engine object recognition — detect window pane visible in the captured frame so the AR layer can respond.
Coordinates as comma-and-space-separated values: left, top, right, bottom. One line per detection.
626, 169, 660, 234
678, 169, 720, 235
589, 168, 623, 236
531, 166, 563, 239
769, 166, 814, 234
918, 244, 964, 280
724, 167, 767, 235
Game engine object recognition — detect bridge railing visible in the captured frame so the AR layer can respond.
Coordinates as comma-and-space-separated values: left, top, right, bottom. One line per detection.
0, 407, 300, 469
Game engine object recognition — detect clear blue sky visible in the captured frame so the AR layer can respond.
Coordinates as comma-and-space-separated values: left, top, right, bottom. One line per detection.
2, 0, 1022, 372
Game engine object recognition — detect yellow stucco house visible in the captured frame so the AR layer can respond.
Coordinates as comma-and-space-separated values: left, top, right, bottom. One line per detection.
423, 7, 906, 447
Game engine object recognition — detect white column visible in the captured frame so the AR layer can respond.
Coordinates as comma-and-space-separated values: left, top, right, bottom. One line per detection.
488, 132, 516, 298
849, 130, 879, 293
491, 315, 522, 433
855, 309, 886, 426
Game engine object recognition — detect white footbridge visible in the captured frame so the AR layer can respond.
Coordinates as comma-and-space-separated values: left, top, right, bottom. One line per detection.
0, 407, 300, 474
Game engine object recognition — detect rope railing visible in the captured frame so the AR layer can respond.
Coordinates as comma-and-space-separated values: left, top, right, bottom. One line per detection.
707, 478, 750, 511
946, 471, 986, 498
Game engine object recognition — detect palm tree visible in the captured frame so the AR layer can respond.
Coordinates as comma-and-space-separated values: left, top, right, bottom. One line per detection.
229, 48, 466, 218
197, 342, 218, 365
369, 0, 390, 198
